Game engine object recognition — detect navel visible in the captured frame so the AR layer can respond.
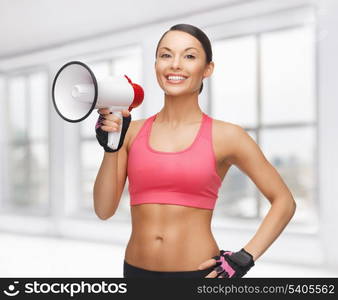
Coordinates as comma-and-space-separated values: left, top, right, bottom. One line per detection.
155, 235, 164, 241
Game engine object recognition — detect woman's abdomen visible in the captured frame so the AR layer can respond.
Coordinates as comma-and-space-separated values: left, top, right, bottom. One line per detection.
124, 205, 220, 271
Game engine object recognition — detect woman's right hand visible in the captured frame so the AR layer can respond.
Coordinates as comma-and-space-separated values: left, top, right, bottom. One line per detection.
96, 108, 131, 132
95, 108, 132, 152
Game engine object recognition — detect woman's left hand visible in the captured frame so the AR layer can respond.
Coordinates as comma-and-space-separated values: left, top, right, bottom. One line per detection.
198, 248, 255, 278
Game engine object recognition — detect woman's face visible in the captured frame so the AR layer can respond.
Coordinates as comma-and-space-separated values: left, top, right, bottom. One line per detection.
155, 30, 214, 96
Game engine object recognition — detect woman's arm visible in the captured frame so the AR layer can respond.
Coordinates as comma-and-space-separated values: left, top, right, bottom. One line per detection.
93, 119, 132, 220
93, 151, 119, 219
226, 124, 297, 261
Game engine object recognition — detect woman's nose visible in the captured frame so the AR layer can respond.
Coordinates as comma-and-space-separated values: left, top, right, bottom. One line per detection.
171, 55, 182, 69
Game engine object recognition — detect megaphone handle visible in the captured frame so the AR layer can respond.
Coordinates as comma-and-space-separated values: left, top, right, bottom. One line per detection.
107, 110, 122, 150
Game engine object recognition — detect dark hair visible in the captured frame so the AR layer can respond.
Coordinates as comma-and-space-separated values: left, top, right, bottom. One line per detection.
155, 24, 213, 94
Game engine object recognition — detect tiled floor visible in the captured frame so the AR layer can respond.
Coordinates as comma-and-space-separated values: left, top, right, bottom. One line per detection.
0, 232, 337, 278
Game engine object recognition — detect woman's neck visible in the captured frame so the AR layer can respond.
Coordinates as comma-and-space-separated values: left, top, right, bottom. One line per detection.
156, 93, 203, 126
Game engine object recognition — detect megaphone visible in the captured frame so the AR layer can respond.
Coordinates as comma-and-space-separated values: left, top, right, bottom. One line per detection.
52, 60, 144, 150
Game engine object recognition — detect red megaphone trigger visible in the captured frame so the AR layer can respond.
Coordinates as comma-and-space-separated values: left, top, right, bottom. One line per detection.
124, 75, 144, 112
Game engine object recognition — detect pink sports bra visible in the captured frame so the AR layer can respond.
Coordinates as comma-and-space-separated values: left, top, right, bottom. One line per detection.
127, 112, 222, 210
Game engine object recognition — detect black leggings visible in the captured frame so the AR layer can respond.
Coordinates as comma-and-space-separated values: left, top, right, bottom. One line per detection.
123, 260, 215, 278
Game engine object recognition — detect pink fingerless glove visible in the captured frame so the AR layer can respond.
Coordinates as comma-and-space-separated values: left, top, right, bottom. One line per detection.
212, 248, 255, 278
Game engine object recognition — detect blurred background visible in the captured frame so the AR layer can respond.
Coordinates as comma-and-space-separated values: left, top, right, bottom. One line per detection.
0, 0, 337, 277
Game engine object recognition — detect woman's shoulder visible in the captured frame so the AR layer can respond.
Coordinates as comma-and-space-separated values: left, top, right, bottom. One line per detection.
129, 118, 148, 132
128, 112, 158, 132
211, 117, 245, 139
126, 118, 148, 151
212, 118, 265, 166
211, 117, 249, 162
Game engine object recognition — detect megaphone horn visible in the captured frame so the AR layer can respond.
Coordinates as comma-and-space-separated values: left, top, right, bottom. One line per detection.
52, 60, 144, 150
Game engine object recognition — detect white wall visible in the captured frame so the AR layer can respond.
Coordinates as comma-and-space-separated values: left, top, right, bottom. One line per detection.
317, 0, 338, 269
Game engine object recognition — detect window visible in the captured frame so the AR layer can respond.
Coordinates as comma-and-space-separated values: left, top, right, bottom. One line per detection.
6, 71, 49, 213
211, 26, 317, 226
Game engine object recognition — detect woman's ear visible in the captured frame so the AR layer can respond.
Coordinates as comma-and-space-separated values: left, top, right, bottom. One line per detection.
203, 61, 214, 79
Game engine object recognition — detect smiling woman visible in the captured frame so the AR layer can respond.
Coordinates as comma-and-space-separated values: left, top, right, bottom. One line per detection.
154, 24, 213, 95
93, 23, 296, 279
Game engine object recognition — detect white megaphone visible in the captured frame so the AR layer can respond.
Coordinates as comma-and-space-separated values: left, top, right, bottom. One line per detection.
52, 61, 144, 150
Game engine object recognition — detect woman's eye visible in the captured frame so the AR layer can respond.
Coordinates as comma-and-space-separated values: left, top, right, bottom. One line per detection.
159, 54, 195, 59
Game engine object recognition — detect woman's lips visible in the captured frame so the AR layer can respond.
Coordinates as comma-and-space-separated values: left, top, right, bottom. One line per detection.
165, 75, 188, 84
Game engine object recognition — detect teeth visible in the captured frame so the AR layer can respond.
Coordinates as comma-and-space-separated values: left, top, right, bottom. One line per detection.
167, 76, 186, 81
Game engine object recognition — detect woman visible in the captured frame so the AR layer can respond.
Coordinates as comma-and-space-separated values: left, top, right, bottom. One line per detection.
93, 24, 297, 278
